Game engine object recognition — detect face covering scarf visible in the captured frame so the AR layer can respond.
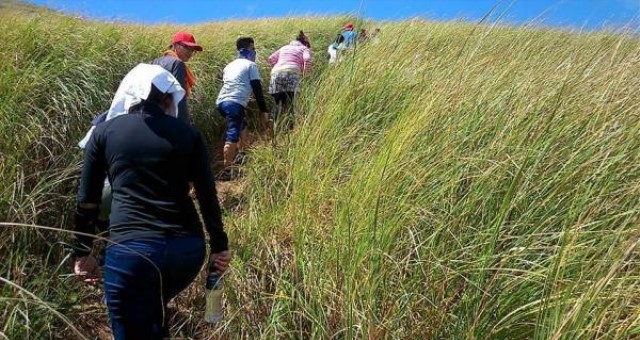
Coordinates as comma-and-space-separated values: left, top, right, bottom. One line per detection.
238, 48, 257, 62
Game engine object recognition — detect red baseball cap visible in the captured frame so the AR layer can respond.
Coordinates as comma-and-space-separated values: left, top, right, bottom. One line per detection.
344, 23, 354, 30
171, 31, 203, 51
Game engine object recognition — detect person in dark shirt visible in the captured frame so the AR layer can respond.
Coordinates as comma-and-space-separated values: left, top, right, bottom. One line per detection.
71, 65, 230, 339
150, 31, 203, 124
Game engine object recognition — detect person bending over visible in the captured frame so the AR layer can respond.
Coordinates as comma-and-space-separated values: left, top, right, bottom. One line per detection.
71, 64, 231, 339
268, 30, 312, 131
215, 37, 269, 180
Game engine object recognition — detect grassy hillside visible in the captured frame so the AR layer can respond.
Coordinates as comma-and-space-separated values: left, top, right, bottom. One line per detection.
2, 2, 640, 339
232, 21, 640, 339
0, 5, 348, 338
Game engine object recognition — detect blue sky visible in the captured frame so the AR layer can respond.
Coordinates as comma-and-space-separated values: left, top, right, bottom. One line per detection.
26, 0, 640, 30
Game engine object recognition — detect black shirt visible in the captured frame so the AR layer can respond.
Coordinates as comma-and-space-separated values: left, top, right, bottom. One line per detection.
77, 102, 227, 252
150, 55, 190, 123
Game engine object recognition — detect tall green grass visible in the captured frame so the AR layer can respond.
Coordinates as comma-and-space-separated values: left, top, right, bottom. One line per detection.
233, 20, 640, 339
2, 3, 640, 339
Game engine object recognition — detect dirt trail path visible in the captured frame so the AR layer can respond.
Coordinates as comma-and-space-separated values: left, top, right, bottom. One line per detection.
210, 130, 264, 213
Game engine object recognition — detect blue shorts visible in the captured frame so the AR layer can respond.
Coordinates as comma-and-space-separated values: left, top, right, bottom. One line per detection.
218, 101, 246, 143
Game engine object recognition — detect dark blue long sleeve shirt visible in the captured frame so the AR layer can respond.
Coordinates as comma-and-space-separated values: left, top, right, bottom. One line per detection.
76, 102, 228, 252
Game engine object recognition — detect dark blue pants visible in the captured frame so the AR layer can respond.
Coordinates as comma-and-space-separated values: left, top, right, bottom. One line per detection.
104, 237, 205, 340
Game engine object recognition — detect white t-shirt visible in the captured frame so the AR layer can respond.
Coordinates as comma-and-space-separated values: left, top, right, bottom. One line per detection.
216, 58, 261, 107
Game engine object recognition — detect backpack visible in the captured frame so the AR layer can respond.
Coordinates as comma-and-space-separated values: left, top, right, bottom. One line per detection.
331, 34, 345, 49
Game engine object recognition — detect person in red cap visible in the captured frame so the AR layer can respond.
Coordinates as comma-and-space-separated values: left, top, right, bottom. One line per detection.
150, 31, 203, 124
341, 22, 357, 48
327, 23, 357, 64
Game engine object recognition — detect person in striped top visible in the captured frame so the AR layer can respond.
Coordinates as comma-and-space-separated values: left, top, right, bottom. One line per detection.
267, 31, 312, 131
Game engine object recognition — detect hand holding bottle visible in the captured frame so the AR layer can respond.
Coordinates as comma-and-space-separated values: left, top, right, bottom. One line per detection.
209, 250, 231, 275
205, 250, 231, 324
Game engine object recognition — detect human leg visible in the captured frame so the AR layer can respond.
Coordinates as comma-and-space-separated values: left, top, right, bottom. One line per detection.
271, 92, 284, 121
104, 237, 205, 339
328, 45, 338, 64
218, 102, 246, 168
270, 93, 284, 136
238, 123, 248, 153
104, 239, 166, 340
162, 237, 206, 301
282, 91, 296, 130
222, 142, 238, 167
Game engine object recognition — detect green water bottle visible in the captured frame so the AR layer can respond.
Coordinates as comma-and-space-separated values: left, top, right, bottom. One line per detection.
205, 272, 223, 323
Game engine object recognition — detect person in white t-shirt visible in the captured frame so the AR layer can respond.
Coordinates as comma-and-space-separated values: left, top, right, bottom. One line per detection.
215, 37, 269, 180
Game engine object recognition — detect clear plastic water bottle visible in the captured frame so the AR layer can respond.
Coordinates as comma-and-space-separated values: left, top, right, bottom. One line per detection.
205, 272, 223, 323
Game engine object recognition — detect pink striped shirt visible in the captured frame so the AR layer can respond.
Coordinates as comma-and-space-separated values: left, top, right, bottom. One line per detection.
268, 40, 312, 75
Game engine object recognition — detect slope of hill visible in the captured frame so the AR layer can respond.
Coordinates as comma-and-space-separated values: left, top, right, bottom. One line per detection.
0, 4, 348, 338
1, 2, 640, 339
238, 22, 640, 338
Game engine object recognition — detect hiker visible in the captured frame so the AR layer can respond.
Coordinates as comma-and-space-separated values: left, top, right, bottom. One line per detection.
151, 31, 203, 124
71, 63, 231, 340
77, 29, 203, 238
328, 23, 356, 64
267, 30, 312, 131
341, 22, 357, 49
357, 28, 369, 43
327, 33, 344, 64
215, 37, 269, 180
371, 27, 381, 44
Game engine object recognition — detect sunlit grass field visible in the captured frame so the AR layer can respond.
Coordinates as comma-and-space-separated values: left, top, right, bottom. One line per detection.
2, 2, 640, 339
